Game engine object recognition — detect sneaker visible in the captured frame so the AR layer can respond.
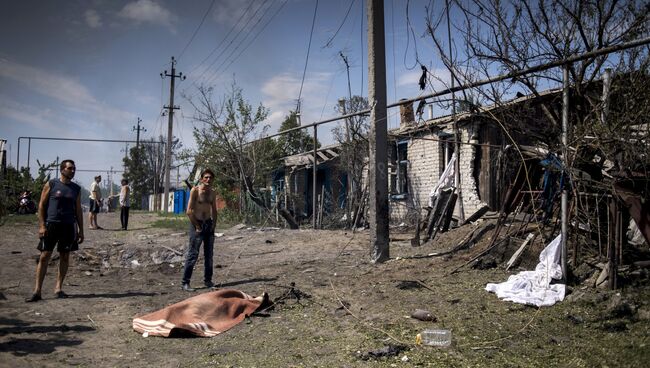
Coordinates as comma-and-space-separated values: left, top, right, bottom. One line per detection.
204, 281, 215, 289
181, 284, 195, 292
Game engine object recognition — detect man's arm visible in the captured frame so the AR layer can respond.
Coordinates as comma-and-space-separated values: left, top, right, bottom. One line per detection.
186, 188, 201, 231
210, 192, 218, 231
75, 193, 84, 244
37, 182, 50, 238
119, 186, 126, 207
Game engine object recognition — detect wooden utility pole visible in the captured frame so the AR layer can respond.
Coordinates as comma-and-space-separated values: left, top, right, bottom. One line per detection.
367, 0, 389, 263
161, 57, 185, 213
132, 117, 145, 147
561, 65, 569, 282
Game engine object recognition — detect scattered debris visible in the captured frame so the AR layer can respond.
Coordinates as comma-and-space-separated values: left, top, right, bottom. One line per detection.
334, 300, 351, 316
601, 321, 627, 332
411, 309, 436, 322
359, 345, 408, 361
506, 233, 535, 270
566, 314, 584, 324
472, 258, 497, 270
396, 280, 423, 290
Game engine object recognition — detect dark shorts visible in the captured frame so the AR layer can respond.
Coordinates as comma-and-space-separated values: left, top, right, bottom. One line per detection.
38, 222, 78, 253
89, 199, 100, 213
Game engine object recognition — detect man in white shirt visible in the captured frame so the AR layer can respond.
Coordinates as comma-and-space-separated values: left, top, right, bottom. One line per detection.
119, 179, 131, 230
88, 175, 103, 230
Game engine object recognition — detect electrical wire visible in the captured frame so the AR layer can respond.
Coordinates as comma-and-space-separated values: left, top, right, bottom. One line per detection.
322, 0, 357, 48
187, 0, 259, 79
209, 0, 289, 84
196, 0, 269, 85
177, 0, 216, 61
296, 0, 320, 112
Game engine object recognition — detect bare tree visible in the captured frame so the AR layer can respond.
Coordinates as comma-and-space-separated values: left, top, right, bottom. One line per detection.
332, 95, 370, 228
189, 83, 299, 228
423, 0, 649, 167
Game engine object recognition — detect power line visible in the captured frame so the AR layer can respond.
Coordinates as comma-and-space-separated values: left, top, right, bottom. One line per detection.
178, 0, 216, 61
187, 0, 259, 79
323, 0, 357, 48
195, 0, 268, 86
202, 0, 279, 87
297, 0, 320, 113
216, 0, 289, 79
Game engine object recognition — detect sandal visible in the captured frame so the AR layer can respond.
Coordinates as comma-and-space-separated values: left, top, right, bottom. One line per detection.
25, 294, 42, 303
54, 291, 68, 299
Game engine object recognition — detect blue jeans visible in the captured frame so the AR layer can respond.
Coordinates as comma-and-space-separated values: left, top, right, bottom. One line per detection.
182, 219, 214, 285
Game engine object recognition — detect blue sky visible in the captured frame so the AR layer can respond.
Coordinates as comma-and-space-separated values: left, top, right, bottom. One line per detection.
1, 0, 453, 188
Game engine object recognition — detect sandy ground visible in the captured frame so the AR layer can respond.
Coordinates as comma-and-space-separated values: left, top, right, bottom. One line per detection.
0, 211, 648, 367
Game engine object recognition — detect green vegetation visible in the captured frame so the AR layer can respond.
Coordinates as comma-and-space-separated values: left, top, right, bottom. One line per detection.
0, 213, 38, 227
151, 208, 243, 231
151, 213, 190, 231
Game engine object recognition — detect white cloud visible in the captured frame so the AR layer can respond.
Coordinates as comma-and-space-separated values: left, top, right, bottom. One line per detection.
0, 99, 58, 133
0, 59, 135, 136
84, 9, 102, 29
261, 71, 333, 129
0, 58, 97, 107
212, 0, 271, 29
118, 0, 176, 30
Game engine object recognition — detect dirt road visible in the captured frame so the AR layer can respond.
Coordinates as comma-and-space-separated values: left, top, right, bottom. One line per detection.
1, 212, 648, 367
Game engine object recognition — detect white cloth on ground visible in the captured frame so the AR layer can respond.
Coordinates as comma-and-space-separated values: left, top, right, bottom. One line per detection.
485, 234, 565, 307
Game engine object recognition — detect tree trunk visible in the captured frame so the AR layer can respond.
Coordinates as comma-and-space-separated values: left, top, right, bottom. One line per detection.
242, 175, 299, 229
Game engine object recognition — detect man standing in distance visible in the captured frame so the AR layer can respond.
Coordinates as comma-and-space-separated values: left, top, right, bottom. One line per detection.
181, 169, 218, 291
119, 179, 131, 230
88, 175, 102, 229
27, 159, 84, 302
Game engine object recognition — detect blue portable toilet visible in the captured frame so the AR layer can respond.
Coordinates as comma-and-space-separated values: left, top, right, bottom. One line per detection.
181, 189, 190, 213
173, 189, 184, 214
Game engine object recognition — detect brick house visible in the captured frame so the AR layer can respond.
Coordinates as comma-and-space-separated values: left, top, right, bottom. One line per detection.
388, 88, 563, 223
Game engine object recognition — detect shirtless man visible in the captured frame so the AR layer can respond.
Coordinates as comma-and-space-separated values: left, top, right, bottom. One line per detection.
181, 168, 218, 291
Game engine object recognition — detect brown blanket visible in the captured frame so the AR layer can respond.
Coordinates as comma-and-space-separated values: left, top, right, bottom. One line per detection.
133, 289, 267, 337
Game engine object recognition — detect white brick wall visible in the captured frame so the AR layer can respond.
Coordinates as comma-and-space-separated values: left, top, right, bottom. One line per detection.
389, 123, 488, 223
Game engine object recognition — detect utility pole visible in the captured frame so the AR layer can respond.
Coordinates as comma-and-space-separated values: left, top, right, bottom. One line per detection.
109, 166, 114, 199
160, 56, 185, 214
446, 0, 464, 223
367, 0, 389, 263
132, 117, 145, 147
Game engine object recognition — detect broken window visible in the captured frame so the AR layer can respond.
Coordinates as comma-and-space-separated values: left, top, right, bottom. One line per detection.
439, 133, 455, 174
396, 140, 409, 195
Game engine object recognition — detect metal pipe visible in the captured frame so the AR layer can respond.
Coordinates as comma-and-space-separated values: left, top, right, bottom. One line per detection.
312, 126, 318, 229
246, 36, 650, 145
16, 138, 20, 170
27, 138, 31, 172
561, 65, 569, 282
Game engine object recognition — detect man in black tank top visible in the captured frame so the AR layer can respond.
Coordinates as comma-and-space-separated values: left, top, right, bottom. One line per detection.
26, 159, 84, 302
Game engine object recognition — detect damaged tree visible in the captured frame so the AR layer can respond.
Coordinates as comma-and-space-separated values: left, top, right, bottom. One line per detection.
417, 0, 649, 283
332, 95, 370, 229
189, 83, 299, 229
